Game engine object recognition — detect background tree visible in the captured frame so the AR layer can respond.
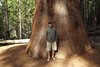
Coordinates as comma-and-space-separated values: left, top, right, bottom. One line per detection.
2, 0, 10, 39
81, 0, 100, 32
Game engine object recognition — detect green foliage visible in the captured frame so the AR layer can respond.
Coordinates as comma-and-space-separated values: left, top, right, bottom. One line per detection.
0, 0, 99, 39
81, 0, 100, 31
0, 0, 4, 39
0, 0, 35, 39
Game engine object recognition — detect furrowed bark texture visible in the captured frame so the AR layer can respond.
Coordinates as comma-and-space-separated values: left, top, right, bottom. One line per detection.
26, 0, 92, 59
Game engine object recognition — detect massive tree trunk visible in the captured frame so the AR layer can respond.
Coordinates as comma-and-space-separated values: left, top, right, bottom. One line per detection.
26, 0, 93, 59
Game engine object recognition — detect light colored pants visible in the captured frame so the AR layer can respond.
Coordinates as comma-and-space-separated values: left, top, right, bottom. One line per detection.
46, 41, 57, 51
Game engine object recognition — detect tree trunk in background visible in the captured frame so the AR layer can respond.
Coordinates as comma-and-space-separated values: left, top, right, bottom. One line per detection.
17, 0, 22, 39
3, 0, 10, 39
26, 0, 93, 59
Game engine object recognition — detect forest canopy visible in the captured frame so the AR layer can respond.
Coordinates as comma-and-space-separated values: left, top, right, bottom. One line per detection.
0, 0, 99, 40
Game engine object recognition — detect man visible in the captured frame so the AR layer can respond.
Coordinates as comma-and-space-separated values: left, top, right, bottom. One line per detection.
46, 21, 57, 61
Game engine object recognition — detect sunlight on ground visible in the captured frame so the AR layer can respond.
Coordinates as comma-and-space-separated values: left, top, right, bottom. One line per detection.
48, 55, 97, 67
66, 56, 94, 67
0, 43, 99, 67
56, 53, 66, 59
0, 39, 29, 44
0, 44, 26, 54
0, 44, 99, 67
70, 58, 88, 67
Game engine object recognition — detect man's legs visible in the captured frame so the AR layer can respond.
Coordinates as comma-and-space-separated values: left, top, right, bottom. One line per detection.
52, 50, 55, 60
51, 41, 57, 60
46, 42, 51, 61
47, 51, 50, 61
46, 41, 57, 61
52, 50, 55, 58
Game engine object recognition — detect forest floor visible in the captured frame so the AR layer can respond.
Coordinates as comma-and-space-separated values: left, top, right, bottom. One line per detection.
0, 37, 100, 67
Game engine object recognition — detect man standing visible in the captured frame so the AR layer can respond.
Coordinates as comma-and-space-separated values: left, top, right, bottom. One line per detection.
46, 21, 57, 61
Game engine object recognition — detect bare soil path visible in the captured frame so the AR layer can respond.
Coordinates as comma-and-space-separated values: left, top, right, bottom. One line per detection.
0, 41, 100, 67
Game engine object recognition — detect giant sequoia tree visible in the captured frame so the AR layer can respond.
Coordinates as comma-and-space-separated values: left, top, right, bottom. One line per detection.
26, 0, 93, 59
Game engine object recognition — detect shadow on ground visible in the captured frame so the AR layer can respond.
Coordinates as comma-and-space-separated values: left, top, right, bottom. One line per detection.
0, 45, 47, 67
0, 44, 100, 67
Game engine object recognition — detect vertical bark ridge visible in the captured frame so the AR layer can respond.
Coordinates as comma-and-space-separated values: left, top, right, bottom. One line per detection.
26, 0, 93, 59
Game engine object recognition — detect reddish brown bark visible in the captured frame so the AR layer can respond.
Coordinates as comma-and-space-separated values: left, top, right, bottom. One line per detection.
26, 0, 93, 59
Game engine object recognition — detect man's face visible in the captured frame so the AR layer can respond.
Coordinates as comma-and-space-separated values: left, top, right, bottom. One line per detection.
48, 24, 52, 27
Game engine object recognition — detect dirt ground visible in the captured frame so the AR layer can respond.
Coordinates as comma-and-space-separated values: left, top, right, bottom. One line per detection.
0, 40, 100, 67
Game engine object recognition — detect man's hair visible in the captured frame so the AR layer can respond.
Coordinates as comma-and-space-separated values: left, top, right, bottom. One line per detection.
48, 21, 52, 24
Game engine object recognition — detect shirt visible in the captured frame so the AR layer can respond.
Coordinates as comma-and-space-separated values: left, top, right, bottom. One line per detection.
46, 27, 57, 43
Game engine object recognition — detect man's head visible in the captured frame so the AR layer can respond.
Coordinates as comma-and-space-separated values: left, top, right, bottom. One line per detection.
48, 22, 53, 27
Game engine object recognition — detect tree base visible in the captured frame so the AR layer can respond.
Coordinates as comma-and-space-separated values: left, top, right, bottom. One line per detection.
0, 45, 99, 67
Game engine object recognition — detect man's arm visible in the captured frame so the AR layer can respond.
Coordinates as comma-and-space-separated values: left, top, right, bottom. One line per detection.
55, 30, 57, 41
46, 29, 48, 41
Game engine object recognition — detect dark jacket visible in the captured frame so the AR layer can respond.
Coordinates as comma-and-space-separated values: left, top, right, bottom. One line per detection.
46, 27, 57, 43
